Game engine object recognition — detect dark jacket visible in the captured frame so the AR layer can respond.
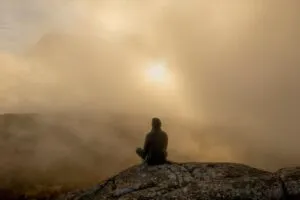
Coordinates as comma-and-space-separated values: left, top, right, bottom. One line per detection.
143, 129, 168, 165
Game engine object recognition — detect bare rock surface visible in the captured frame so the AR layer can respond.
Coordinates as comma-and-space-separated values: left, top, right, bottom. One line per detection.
56, 162, 300, 200
277, 167, 300, 200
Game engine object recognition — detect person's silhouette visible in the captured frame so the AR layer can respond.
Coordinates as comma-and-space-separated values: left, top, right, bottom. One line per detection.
136, 117, 168, 165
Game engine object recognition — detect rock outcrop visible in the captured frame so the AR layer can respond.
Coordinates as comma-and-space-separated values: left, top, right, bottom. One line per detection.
56, 162, 300, 200
277, 167, 300, 200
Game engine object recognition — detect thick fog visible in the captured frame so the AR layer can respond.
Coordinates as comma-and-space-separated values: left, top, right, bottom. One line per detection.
0, 0, 300, 194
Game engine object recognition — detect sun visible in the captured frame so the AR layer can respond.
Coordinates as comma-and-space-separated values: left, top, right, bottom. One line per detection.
141, 60, 177, 91
145, 62, 168, 83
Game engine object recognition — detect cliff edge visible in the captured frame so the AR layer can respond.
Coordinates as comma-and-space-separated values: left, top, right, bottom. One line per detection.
56, 162, 300, 200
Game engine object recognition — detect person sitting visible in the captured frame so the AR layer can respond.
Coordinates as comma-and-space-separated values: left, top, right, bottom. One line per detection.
136, 117, 168, 165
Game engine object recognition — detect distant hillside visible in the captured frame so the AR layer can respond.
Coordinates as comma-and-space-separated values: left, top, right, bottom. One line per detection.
26, 34, 107, 58
0, 112, 142, 200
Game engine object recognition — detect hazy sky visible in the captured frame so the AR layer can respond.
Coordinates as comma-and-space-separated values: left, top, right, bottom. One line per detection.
0, 0, 95, 52
1, 0, 300, 137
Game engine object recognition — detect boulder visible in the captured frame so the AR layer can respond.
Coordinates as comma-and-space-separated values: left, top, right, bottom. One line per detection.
57, 162, 295, 200
277, 167, 300, 200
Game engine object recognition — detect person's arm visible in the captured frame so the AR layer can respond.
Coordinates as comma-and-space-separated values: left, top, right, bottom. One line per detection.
164, 132, 168, 151
143, 133, 151, 155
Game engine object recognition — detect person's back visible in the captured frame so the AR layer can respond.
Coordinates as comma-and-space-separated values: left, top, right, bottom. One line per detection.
145, 129, 168, 165
136, 118, 168, 165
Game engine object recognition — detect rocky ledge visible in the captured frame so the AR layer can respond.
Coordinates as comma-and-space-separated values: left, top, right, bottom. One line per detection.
57, 162, 300, 200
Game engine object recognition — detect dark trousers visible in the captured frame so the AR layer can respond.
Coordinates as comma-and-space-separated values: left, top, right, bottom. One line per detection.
136, 148, 146, 160
136, 147, 167, 165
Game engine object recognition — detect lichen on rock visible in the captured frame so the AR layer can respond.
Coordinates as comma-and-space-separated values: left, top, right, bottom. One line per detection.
57, 162, 300, 200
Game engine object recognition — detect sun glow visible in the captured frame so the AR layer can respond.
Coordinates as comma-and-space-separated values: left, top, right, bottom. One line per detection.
144, 61, 172, 85
146, 64, 166, 82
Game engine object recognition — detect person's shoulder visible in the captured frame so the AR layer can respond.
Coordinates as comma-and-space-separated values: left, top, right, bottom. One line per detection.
161, 130, 168, 136
146, 131, 154, 136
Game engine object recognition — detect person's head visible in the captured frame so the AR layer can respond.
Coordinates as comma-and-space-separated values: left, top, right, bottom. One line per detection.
151, 117, 162, 130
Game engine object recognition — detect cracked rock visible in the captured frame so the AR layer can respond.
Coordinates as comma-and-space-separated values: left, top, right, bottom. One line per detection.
277, 167, 300, 200
56, 162, 300, 200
